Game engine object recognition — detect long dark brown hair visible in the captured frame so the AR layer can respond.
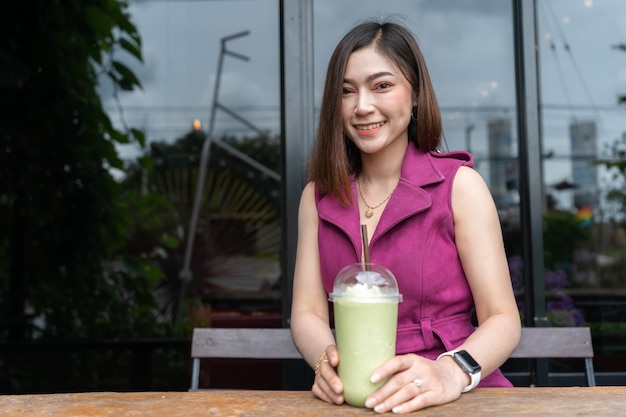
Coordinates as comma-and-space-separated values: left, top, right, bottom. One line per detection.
307, 19, 443, 205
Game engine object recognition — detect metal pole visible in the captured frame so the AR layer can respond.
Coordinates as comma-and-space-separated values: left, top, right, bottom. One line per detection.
176, 31, 250, 323
281, 0, 315, 390
512, 0, 549, 385
465, 124, 475, 154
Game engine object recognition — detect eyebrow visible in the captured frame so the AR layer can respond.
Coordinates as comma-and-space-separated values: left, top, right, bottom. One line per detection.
343, 71, 395, 84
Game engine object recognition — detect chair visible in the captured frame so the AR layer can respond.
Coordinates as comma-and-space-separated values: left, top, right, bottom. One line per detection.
190, 327, 301, 390
190, 326, 596, 390
508, 327, 596, 387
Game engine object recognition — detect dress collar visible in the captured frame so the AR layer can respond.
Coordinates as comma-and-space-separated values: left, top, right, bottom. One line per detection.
316, 143, 472, 254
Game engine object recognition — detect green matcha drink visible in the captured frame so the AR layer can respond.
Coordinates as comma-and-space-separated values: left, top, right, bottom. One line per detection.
329, 264, 402, 408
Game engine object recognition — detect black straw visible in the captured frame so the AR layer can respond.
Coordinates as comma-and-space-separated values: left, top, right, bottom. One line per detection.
361, 224, 371, 271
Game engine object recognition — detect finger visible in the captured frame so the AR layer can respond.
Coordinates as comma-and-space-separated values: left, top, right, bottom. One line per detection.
317, 361, 343, 396
313, 380, 343, 404
368, 366, 417, 405
312, 379, 335, 404
326, 345, 340, 367
382, 377, 462, 414
387, 390, 434, 414
316, 362, 344, 403
370, 354, 416, 384
369, 377, 424, 413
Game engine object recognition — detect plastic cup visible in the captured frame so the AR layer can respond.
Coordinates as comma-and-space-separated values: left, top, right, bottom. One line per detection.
328, 263, 402, 407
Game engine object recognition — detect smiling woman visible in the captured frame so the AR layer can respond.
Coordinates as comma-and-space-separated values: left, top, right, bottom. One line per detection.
304, 0, 626, 386
290, 18, 522, 413
91, 0, 626, 394
342, 46, 416, 155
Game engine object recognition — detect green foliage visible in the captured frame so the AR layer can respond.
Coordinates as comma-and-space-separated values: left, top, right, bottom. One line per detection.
122, 130, 282, 320
596, 133, 626, 217
0, 0, 175, 344
543, 211, 591, 270
125, 129, 282, 238
594, 44, 626, 220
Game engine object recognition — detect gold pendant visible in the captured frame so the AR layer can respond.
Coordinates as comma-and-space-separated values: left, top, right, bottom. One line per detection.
365, 208, 374, 218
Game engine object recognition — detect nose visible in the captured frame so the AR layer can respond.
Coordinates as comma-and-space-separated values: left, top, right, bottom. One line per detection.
354, 90, 374, 115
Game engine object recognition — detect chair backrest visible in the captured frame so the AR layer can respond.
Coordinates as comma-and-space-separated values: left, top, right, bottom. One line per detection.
190, 328, 299, 390
509, 327, 595, 386
190, 326, 596, 389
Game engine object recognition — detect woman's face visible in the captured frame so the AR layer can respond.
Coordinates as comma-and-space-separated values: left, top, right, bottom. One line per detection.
342, 45, 416, 155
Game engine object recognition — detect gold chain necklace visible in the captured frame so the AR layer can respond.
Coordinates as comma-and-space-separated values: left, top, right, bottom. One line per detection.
357, 176, 397, 218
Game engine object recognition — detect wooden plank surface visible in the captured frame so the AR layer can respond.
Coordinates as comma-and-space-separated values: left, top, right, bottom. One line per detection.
192, 327, 595, 360
511, 327, 594, 358
191, 328, 300, 359
1, 387, 625, 416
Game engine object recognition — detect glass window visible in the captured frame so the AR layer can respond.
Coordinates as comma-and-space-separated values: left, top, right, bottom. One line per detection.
312, 0, 521, 305
313, 0, 520, 229
311, 0, 626, 384
101, 0, 283, 335
537, 0, 626, 378
100, 0, 626, 388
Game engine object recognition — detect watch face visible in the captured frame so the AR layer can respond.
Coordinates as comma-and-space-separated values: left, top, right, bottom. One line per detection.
454, 350, 482, 374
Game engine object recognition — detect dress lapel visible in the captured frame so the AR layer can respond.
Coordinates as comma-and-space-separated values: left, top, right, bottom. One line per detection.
316, 144, 467, 256
371, 147, 444, 243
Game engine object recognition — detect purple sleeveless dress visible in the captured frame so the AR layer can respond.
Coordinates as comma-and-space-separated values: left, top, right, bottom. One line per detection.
315, 143, 512, 388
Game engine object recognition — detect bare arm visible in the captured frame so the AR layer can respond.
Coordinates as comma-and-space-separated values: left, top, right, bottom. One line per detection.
290, 182, 344, 403
449, 166, 521, 377
364, 166, 521, 414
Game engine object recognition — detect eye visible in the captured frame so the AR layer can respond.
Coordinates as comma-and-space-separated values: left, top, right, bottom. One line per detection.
376, 81, 392, 90
342, 86, 354, 95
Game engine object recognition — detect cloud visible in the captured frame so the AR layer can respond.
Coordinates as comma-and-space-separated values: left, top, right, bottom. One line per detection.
106, 0, 626, 170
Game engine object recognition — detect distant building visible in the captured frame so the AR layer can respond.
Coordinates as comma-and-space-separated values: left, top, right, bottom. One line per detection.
570, 120, 597, 208
488, 118, 518, 207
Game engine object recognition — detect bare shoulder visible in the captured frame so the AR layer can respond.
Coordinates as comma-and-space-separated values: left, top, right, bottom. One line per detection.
453, 165, 486, 188
452, 166, 497, 216
302, 181, 316, 197
299, 181, 316, 206
298, 181, 319, 222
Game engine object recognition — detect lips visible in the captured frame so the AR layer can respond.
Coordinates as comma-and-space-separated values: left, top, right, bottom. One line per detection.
355, 121, 385, 131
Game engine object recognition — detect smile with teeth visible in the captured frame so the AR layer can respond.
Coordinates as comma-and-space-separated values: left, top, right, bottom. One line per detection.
356, 121, 385, 131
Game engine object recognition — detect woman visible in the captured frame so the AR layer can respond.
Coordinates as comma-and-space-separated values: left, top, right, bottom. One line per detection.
290, 18, 521, 414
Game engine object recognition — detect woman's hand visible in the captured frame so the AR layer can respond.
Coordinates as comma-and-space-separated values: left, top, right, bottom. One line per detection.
311, 345, 345, 405
364, 354, 469, 414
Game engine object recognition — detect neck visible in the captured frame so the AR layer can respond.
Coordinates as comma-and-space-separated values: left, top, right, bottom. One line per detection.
359, 139, 408, 182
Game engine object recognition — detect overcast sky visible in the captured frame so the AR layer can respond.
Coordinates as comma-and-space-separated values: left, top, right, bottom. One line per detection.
100, 0, 626, 207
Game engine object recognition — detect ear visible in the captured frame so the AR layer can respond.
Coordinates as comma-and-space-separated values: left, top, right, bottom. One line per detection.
412, 92, 418, 107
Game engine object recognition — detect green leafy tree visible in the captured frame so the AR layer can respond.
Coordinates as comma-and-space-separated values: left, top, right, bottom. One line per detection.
595, 43, 626, 220
0, 0, 190, 394
123, 130, 282, 321
543, 211, 591, 271
0, 0, 173, 343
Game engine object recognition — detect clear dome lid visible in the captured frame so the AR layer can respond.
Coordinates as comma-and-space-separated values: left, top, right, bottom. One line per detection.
328, 263, 402, 302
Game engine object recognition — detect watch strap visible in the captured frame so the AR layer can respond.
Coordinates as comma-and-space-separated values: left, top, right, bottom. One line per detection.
436, 349, 481, 392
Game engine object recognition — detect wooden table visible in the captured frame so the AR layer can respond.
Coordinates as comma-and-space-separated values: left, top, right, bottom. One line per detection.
1, 387, 625, 416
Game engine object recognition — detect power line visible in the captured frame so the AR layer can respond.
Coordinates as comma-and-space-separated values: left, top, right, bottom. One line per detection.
103, 104, 279, 112
103, 103, 624, 113
543, 0, 610, 141
540, 1, 576, 119
131, 0, 259, 3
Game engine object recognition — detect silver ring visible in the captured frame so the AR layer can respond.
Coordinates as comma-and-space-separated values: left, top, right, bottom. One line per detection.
413, 378, 423, 389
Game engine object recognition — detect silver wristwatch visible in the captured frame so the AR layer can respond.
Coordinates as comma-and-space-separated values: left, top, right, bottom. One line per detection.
436, 349, 482, 392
